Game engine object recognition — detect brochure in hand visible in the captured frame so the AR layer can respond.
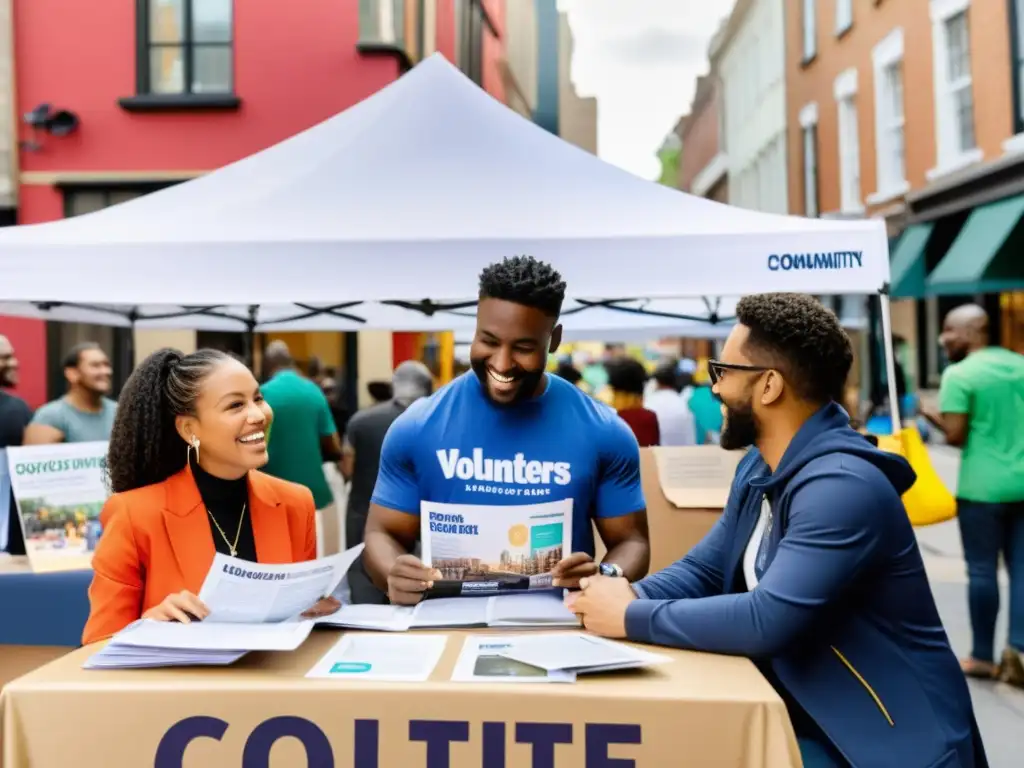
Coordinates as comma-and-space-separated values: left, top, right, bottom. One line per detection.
420, 499, 572, 597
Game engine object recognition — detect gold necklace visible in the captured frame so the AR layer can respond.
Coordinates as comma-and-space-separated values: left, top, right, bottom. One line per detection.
207, 503, 246, 558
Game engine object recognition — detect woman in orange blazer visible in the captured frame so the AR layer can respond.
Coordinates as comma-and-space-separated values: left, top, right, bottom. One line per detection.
83, 347, 336, 645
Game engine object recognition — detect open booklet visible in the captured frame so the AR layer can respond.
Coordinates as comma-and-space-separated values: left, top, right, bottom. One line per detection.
83, 545, 363, 670
318, 590, 580, 632
421, 499, 572, 597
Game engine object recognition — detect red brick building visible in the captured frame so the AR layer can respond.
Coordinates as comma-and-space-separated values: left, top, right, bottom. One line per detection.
784, 0, 1024, 387
2, 0, 506, 408
677, 74, 727, 203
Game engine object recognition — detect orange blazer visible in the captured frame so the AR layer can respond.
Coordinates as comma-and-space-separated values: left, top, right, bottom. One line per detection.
82, 465, 317, 645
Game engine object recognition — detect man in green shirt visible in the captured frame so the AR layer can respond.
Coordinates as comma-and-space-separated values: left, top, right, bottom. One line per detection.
925, 303, 1024, 687
261, 341, 344, 555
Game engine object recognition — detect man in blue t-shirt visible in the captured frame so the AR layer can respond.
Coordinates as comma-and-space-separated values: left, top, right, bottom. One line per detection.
364, 256, 651, 604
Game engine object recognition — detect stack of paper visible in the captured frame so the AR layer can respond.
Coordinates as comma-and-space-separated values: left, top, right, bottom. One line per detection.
83, 546, 364, 670
84, 618, 316, 670
494, 632, 672, 675
317, 589, 580, 632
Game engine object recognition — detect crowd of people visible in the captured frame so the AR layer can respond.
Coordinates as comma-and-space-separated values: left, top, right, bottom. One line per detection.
554, 349, 724, 448
3, 252, 1024, 767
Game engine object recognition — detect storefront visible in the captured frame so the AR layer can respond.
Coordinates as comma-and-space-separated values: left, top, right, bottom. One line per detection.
886, 150, 1024, 385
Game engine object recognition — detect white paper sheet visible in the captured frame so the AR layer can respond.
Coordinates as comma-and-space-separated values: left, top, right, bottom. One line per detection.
306, 634, 447, 682
198, 544, 363, 623
485, 591, 580, 627
450, 635, 576, 684
496, 633, 672, 674
316, 604, 414, 631
411, 596, 490, 627
316, 591, 578, 632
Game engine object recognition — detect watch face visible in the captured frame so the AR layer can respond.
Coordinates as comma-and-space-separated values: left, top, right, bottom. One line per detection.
599, 563, 614, 577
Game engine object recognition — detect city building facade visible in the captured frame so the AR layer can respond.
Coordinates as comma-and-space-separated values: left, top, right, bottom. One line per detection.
677, 74, 728, 203
0, 0, 14, 225
1, 0, 507, 409
501, 0, 537, 119
714, 0, 788, 214
557, 9, 597, 155
785, 0, 1024, 390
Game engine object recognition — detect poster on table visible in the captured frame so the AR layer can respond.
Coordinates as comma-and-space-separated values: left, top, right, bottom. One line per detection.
5, 441, 109, 572
421, 498, 571, 596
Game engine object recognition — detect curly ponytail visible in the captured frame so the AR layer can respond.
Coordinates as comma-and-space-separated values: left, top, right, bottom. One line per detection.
106, 347, 231, 493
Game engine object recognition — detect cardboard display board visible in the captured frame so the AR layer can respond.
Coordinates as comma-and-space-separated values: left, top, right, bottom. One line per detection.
596, 447, 740, 575
0, 631, 799, 768
648, 446, 742, 510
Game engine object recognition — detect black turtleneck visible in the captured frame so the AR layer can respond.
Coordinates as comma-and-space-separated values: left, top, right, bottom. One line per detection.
191, 460, 258, 562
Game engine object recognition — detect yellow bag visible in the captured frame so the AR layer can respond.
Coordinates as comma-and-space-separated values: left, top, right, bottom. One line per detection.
873, 426, 957, 527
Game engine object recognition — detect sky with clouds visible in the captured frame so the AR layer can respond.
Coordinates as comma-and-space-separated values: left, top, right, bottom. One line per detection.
558, 0, 736, 180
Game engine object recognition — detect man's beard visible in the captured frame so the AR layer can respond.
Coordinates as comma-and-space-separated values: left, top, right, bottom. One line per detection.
470, 359, 545, 406
720, 397, 758, 451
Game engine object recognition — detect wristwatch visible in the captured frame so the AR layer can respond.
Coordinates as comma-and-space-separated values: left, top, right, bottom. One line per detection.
599, 563, 624, 578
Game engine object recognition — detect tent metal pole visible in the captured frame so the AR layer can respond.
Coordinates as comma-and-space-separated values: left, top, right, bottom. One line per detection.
878, 291, 901, 434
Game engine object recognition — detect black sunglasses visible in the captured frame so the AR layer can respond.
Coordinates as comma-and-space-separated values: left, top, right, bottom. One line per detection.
708, 359, 769, 385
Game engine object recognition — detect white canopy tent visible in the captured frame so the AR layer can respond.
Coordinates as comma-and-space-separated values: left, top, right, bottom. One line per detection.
0, 53, 899, 424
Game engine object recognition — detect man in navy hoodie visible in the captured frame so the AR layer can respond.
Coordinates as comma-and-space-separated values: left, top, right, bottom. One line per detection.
569, 293, 986, 768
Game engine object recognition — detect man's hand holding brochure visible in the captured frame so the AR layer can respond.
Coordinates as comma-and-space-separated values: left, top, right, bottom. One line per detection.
84, 545, 363, 670
420, 499, 573, 596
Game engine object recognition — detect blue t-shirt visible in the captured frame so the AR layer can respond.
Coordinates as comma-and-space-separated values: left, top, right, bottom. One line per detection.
371, 372, 645, 556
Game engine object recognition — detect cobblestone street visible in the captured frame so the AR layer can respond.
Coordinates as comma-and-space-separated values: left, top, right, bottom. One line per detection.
919, 446, 1021, 768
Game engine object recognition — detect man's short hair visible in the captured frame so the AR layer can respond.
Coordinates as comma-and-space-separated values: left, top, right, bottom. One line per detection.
478, 255, 567, 317
653, 360, 681, 390
263, 340, 292, 372
606, 358, 648, 396
62, 342, 101, 370
735, 293, 853, 405
392, 361, 433, 405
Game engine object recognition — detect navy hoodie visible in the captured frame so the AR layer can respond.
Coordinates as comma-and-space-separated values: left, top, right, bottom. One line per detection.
625, 403, 987, 768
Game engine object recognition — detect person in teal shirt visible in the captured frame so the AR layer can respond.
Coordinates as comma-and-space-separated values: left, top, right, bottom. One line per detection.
925, 303, 1024, 687
686, 360, 723, 445
261, 341, 343, 555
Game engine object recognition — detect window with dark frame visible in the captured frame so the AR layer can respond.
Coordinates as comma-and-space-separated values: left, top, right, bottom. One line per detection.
1012, 0, 1024, 133
801, 0, 817, 62
458, 0, 484, 85
137, 0, 234, 97
803, 123, 820, 218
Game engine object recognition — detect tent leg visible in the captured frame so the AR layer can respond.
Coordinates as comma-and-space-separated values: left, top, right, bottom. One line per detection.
878, 293, 901, 434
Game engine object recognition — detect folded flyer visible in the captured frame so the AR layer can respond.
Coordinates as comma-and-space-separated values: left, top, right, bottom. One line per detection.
420, 499, 572, 597
451, 635, 576, 684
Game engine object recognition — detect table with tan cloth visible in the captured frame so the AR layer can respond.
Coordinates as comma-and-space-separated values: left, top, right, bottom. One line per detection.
1, 629, 801, 768
0, 557, 90, 695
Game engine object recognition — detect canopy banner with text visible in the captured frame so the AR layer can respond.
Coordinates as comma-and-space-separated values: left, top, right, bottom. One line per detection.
6, 441, 109, 573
